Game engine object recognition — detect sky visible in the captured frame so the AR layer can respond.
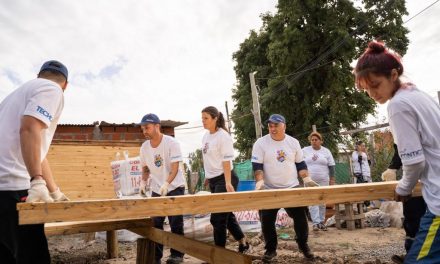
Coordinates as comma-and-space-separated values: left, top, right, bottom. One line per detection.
0, 1, 439, 159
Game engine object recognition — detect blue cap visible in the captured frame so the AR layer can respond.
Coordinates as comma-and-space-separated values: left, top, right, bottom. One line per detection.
138, 113, 160, 125
39, 60, 68, 81
267, 114, 286, 124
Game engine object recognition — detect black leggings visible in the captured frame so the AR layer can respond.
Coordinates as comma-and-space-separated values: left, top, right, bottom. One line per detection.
208, 171, 245, 247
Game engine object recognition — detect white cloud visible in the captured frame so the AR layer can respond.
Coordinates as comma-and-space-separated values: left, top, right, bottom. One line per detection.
1, 0, 439, 157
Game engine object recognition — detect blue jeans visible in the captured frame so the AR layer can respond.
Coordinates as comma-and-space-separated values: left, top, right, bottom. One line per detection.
309, 204, 325, 225
405, 209, 440, 263
309, 180, 328, 225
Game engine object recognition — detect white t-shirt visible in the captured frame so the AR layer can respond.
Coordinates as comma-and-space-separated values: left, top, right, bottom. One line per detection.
351, 151, 371, 179
302, 146, 335, 183
388, 86, 440, 216
251, 134, 304, 189
140, 135, 185, 194
202, 129, 234, 179
0, 79, 64, 191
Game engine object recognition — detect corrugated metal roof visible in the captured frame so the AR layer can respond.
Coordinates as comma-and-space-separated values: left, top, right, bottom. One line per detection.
58, 120, 187, 128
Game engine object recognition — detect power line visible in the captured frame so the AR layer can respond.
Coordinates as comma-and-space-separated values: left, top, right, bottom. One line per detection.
404, 0, 440, 24
256, 0, 439, 98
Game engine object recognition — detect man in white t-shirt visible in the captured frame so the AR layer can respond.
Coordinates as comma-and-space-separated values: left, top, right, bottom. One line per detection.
138, 113, 185, 264
0, 60, 70, 264
251, 114, 318, 262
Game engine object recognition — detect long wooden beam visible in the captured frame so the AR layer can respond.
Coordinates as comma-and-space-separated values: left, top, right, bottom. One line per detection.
130, 227, 253, 264
18, 182, 421, 225
44, 219, 151, 236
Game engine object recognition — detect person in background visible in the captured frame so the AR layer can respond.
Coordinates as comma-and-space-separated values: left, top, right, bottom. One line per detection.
252, 114, 317, 262
138, 113, 185, 264
303, 131, 336, 231
201, 106, 249, 253
0, 60, 70, 264
352, 141, 371, 183
382, 144, 427, 264
354, 40, 440, 263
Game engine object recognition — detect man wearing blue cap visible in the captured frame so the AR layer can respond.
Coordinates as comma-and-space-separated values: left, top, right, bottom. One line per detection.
0, 60, 70, 263
138, 113, 185, 264
251, 114, 318, 262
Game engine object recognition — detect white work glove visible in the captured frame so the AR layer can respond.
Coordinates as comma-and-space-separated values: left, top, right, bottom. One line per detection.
139, 179, 150, 196
255, 180, 265, 190
381, 169, 397, 181
303, 176, 319, 187
26, 179, 54, 203
159, 182, 169, 196
50, 188, 70, 201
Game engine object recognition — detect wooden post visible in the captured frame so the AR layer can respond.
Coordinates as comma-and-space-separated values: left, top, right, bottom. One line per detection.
137, 238, 155, 264
250, 71, 262, 139
106, 230, 118, 259
83, 232, 95, 243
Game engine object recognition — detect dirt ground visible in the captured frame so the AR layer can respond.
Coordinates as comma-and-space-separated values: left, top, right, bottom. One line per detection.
49, 224, 406, 264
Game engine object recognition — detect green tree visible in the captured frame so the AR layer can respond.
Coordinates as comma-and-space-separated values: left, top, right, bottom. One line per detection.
188, 149, 203, 172
232, 0, 409, 158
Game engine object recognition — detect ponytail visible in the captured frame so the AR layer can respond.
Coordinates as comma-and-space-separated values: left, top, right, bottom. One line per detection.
202, 106, 228, 131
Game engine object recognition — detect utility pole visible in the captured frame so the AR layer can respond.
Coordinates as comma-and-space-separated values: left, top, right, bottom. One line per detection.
312, 125, 317, 132
224, 101, 232, 134
249, 71, 262, 139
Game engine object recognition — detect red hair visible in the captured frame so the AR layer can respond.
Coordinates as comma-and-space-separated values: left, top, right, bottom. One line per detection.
354, 41, 403, 91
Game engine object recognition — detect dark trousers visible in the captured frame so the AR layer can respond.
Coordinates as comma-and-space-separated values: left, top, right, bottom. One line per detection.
0, 190, 50, 264
403, 196, 427, 252
152, 187, 185, 261
208, 172, 245, 247
260, 206, 309, 252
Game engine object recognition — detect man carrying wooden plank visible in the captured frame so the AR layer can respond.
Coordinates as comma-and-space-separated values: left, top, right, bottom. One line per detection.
138, 113, 185, 264
0, 60, 70, 264
251, 114, 317, 262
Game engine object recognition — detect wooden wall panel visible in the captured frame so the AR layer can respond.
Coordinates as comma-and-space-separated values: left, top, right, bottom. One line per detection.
47, 144, 140, 200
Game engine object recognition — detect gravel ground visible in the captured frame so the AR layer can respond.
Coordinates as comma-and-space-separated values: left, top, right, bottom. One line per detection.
49, 224, 406, 264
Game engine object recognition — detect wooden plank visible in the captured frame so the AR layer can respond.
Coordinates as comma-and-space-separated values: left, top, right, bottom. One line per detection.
44, 219, 151, 236
53, 140, 142, 147
129, 227, 253, 264
18, 182, 422, 225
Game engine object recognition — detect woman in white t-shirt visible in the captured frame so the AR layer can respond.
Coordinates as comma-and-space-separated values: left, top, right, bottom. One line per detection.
201, 106, 249, 252
354, 41, 440, 263
352, 141, 371, 183
302, 132, 335, 231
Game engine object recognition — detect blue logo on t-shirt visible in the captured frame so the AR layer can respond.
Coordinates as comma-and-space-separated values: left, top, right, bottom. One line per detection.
154, 154, 163, 167
36, 106, 53, 121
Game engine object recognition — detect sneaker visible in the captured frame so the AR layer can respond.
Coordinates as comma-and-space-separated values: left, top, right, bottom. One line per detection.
298, 243, 314, 259
166, 256, 184, 264
313, 224, 320, 231
238, 242, 250, 253
319, 223, 328, 231
263, 250, 277, 262
391, 254, 405, 264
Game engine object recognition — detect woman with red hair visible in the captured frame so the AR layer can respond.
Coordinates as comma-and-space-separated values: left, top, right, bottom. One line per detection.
354, 41, 440, 263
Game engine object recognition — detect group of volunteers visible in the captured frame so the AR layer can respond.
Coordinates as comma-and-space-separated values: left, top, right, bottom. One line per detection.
1, 39, 439, 264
